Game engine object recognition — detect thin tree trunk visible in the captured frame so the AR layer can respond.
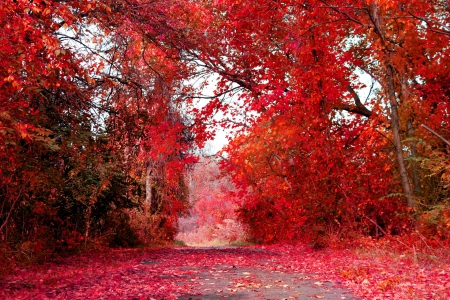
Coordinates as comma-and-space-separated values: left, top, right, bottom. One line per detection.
146, 160, 153, 207
386, 65, 414, 207
369, 2, 414, 208
85, 206, 91, 245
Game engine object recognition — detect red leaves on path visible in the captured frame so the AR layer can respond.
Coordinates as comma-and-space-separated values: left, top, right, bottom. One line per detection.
1, 244, 449, 299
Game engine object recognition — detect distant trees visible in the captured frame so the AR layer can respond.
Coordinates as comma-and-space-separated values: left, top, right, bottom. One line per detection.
176, 157, 246, 246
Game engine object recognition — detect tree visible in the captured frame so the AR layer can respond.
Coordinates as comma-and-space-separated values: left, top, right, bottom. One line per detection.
184, 0, 450, 242
2, 0, 449, 254
176, 157, 246, 245
0, 0, 201, 253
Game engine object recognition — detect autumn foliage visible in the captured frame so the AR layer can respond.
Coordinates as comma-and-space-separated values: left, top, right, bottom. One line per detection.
176, 157, 247, 246
210, 0, 450, 247
0, 0, 201, 264
1, 0, 450, 271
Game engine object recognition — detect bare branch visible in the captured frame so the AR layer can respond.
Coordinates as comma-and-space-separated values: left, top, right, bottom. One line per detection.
408, 12, 450, 36
339, 85, 373, 118
421, 124, 450, 147
318, 0, 366, 26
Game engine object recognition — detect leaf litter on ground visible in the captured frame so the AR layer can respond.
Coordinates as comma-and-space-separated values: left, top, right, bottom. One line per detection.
0, 243, 448, 299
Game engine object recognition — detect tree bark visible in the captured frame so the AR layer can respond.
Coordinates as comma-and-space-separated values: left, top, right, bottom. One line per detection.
386, 65, 414, 207
369, 2, 414, 208
421, 124, 450, 147
146, 160, 153, 208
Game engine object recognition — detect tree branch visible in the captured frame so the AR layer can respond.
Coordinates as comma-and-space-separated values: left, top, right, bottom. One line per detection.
421, 124, 450, 147
408, 12, 450, 36
339, 85, 373, 118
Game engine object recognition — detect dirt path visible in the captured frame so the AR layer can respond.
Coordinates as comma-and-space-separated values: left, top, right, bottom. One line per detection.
174, 248, 356, 299
0, 246, 359, 300
168, 247, 358, 299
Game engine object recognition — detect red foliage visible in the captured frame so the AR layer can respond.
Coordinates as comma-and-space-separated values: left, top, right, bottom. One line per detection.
176, 158, 247, 245
194, 0, 450, 245
221, 111, 410, 245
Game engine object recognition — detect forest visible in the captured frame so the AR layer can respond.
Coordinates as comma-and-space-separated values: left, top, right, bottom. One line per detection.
0, 0, 449, 298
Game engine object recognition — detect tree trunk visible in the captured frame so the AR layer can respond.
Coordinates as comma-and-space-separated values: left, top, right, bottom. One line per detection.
85, 206, 91, 246
369, 2, 414, 208
146, 160, 153, 207
386, 65, 414, 207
